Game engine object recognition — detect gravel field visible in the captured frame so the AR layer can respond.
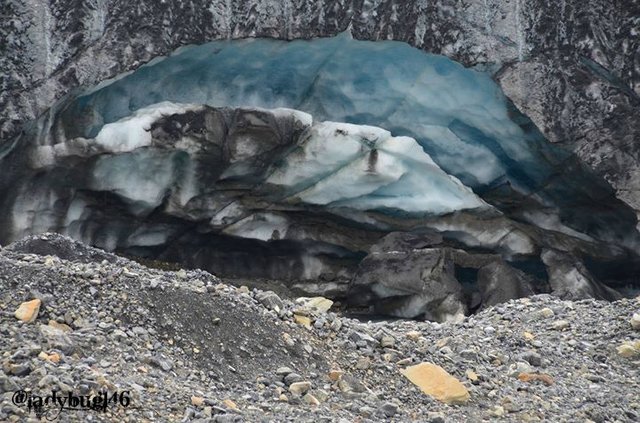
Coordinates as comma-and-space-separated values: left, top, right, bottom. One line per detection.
1, 234, 639, 422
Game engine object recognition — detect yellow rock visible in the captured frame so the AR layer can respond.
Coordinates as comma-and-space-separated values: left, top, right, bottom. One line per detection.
617, 341, 640, 358
48, 320, 72, 332
191, 396, 204, 407
406, 330, 421, 341
294, 314, 311, 328
14, 299, 41, 323
222, 399, 238, 410
305, 297, 334, 313
523, 331, 535, 341
465, 369, 479, 382
401, 362, 470, 405
38, 351, 61, 363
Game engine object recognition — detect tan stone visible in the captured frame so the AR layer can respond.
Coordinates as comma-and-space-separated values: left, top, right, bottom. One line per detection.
278, 394, 288, 402
302, 393, 320, 406
406, 331, 421, 341
436, 337, 450, 348
491, 406, 506, 417
304, 297, 334, 313
617, 341, 640, 358
294, 314, 311, 328
14, 299, 41, 323
631, 313, 640, 330
311, 389, 329, 402
38, 351, 61, 363
191, 396, 204, 407
48, 353, 61, 363
518, 372, 554, 386
538, 308, 554, 318
523, 331, 535, 341
222, 399, 238, 410
552, 320, 570, 330
328, 369, 344, 381
355, 357, 371, 370
48, 320, 72, 332
400, 363, 470, 405
465, 369, 479, 382
289, 381, 312, 395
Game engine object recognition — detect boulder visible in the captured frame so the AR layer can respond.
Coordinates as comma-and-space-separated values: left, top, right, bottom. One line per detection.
477, 261, 536, 308
541, 249, 621, 301
348, 248, 466, 322
401, 362, 470, 405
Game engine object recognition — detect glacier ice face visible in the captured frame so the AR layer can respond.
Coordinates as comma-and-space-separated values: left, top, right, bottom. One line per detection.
48, 35, 638, 247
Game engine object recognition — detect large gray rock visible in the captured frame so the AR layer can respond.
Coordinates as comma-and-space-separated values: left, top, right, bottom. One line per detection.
476, 260, 537, 309
541, 249, 622, 301
348, 248, 466, 322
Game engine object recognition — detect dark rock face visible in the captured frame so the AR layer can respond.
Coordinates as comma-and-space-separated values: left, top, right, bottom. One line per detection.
349, 248, 467, 322
541, 249, 623, 301
2, 0, 639, 217
476, 260, 537, 309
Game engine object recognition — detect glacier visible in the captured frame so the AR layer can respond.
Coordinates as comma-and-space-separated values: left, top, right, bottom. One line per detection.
47, 34, 637, 246
1, 34, 640, 319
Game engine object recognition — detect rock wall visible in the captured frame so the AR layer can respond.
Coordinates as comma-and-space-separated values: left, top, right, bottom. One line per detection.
1, 0, 639, 210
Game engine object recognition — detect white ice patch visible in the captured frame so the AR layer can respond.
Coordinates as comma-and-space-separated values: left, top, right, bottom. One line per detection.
126, 227, 170, 247
223, 213, 289, 241
267, 121, 389, 187
271, 121, 486, 214
90, 151, 176, 214
210, 201, 245, 228
94, 102, 202, 153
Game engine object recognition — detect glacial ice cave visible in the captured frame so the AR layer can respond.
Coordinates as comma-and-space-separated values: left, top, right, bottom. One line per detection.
2, 34, 639, 319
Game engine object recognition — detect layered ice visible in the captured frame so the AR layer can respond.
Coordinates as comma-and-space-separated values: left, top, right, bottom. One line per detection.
60, 33, 559, 196
268, 122, 486, 214
49, 34, 639, 247
86, 104, 487, 217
